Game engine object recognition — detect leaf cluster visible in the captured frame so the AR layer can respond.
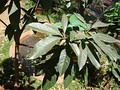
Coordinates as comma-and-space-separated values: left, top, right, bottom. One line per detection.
28, 13, 120, 89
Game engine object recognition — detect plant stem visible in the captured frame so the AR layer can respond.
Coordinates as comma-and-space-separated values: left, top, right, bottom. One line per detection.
14, 43, 19, 89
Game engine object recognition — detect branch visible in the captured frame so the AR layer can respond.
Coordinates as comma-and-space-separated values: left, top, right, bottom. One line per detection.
19, 43, 33, 48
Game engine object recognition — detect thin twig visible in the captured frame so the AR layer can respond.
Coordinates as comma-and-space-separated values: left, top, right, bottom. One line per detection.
19, 43, 33, 48
0, 19, 7, 27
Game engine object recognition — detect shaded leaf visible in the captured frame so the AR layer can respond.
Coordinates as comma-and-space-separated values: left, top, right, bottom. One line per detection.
29, 36, 61, 59
94, 33, 116, 43
57, 49, 70, 76
27, 22, 61, 36
8, 0, 20, 30
64, 64, 74, 89
87, 46, 100, 69
92, 21, 113, 29
5, 24, 14, 41
78, 45, 87, 71
40, 0, 53, 12
0, 0, 8, 13
70, 43, 80, 56
61, 14, 68, 33
42, 74, 58, 90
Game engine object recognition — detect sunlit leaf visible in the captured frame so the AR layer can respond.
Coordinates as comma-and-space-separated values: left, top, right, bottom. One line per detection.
78, 45, 87, 71
70, 43, 80, 56
61, 14, 68, 33
91, 32, 120, 61
84, 66, 88, 86
70, 31, 86, 41
57, 49, 70, 76
29, 36, 61, 59
87, 46, 100, 69
90, 41, 108, 60
69, 14, 87, 31
92, 21, 113, 29
94, 33, 116, 43
74, 13, 86, 24
27, 22, 62, 36
112, 67, 120, 81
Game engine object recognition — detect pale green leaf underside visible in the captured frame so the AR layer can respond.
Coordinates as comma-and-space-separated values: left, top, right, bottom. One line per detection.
92, 21, 113, 28
29, 36, 60, 59
9, 1, 18, 16
27, 22, 61, 36
61, 14, 68, 33
57, 49, 70, 76
94, 38, 119, 61
70, 43, 80, 56
78, 46, 87, 71
87, 46, 100, 69
94, 33, 116, 43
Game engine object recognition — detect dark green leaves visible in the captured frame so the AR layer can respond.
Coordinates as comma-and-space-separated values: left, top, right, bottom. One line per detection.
5, 24, 14, 41
42, 74, 58, 90
29, 36, 61, 59
8, 0, 20, 30
57, 49, 70, 76
0, 0, 8, 14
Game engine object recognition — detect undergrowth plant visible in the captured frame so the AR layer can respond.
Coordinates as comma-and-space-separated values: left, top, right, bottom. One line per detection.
0, 0, 120, 89
28, 13, 120, 89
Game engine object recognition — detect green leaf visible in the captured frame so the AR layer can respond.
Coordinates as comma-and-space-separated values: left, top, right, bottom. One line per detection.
42, 74, 58, 90
70, 43, 80, 56
29, 36, 61, 59
70, 31, 86, 41
5, 24, 14, 41
94, 39, 119, 61
92, 21, 113, 29
0, 0, 8, 13
91, 32, 120, 61
64, 64, 74, 89
57, 49, 70, 76
84, 66, 88, 86
94, 33, 116, 43
112, 67, 120, 81
61, 14, 68, 33
74, 13, 86, 24
69, 14, 87, 31
90, 41, 108, 60
87, 46, 100, 69
78, 45, 87, 71
27, 22, 61, 36
8, 0, 20, 30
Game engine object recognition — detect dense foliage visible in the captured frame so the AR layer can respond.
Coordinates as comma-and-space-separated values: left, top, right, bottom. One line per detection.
0, 0, 120, 89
